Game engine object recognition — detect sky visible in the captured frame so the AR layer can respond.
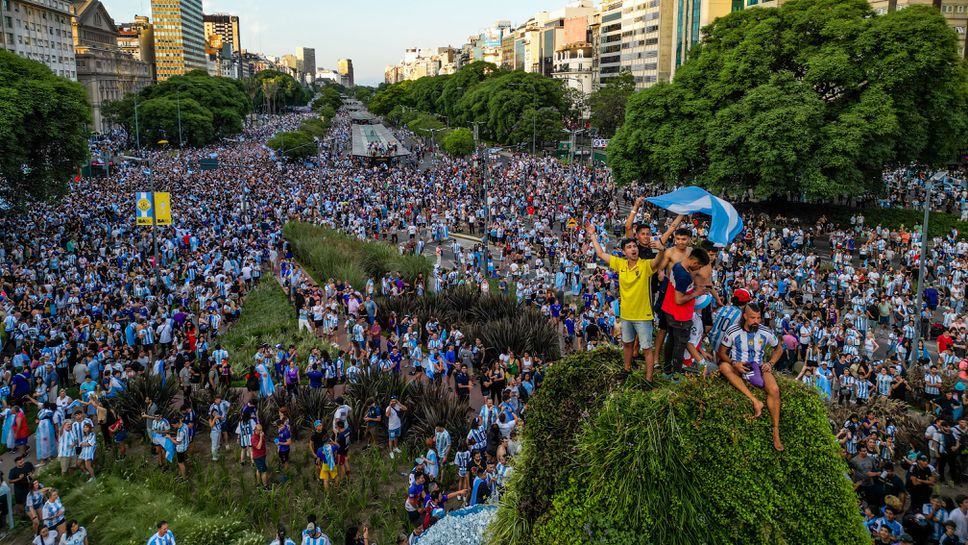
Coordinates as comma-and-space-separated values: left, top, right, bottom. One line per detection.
102, 0, 571, 85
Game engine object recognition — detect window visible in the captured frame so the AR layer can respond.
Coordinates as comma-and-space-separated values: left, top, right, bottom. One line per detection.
4, 16, 10, 28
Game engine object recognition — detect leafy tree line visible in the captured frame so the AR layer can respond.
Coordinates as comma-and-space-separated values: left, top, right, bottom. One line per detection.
0, 50, 91, 204
368, 62, 573, 150
607, 0, 968, 199
104, 70, 311, 149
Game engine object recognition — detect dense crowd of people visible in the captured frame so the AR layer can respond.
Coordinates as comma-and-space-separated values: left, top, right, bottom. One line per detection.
0, 99, 966, 545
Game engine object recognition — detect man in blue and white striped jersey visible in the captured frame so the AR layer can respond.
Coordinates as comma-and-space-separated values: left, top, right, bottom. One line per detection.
147, 521, 175, 545
717, 303, 785, 452
709, 288, 752, 364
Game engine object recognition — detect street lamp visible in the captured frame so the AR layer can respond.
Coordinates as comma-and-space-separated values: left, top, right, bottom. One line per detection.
909, 170, 946, 366
427, 127, 446, 167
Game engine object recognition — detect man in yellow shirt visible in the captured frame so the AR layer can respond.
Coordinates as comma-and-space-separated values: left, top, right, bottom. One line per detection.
586, 223, 668, 380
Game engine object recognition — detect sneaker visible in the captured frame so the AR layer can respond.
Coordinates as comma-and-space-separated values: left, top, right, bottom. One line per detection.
389, 451, 395, 459
393, 447, 401, 453
615, 370, 630, 381
87, 477, 96, 482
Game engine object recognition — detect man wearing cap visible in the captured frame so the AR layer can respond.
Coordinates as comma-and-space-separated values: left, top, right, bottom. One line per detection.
301, 520, 332, 545
907, 454, 938, 512
585, 222, 667, 380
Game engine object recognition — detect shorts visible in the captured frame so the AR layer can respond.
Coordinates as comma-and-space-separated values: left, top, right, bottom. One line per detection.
742, 363, 765, 389
254, 456, 268, 472
335, 453, 347, 465
113, 430, 128, 443
319, 466, 338, 480
279, 450, 290, 463
176, 451, 187, 463
326, 377, 337, 388
407, 509, 421, 525
621, 319, 654, 347
656, 309, 669, 330
389, 427, 401, 440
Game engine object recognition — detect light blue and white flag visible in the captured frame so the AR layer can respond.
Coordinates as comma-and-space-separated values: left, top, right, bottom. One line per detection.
646, 186, 743, 246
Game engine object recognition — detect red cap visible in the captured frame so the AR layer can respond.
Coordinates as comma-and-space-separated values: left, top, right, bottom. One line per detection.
732, 288, 752, 304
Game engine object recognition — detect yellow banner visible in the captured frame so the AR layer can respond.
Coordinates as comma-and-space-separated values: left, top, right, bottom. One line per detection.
154, 192, 172, 225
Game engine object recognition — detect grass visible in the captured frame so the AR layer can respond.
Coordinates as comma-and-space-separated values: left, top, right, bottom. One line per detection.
40, 438, 421, 545
283, 222, 432, 291
221, 276, 334, 374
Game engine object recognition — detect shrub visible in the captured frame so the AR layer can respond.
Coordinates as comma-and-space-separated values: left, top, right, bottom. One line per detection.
403, 381, 473, 451
491, 348, 870, 545
113, 373, 181, 437
267, 130, 317, 160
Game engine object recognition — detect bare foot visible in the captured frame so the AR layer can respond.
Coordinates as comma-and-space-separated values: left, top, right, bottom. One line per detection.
752, 399, 764, 418
773, 437, 785, 452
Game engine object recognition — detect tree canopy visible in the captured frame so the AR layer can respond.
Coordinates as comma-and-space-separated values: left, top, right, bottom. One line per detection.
588, 71, 635, 137
0, 50, 91, 204
368, 63, 567, 148
103, 71, 251, 148
607, 0, 968, 198
247, 70, 312, 112
267, 130, 317, 160
441, 127, 476, 157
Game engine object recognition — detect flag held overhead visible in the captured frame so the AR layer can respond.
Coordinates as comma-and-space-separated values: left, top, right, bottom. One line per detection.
646, 186, 743, 246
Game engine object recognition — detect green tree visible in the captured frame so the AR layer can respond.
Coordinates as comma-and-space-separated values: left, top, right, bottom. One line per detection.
135, 96, 215, 147
441, 127, 476, 157
588, 71, 635, 137
311, 86, 343, 113
299, 117, 331, 138
456, 71, 565, 145
608, 0, 968, 198
407, 74, 450, 114
143, 72, 251, 138
437, 61, 497, 119
249, 70, 311, 112
0, 50, 91, 203
369, 81, 412, 116
406, 113, 446, 139
509, 107, 564, 151
267, 130, 317, 160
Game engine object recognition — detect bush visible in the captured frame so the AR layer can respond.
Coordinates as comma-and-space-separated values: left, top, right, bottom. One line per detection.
113, 373, 181, 437
299, 117, 331, 138
283, 222, 432, 291
491, 348, 869, 545
442, 127, 476, 157
221, 277, 334, 374
267, 130, 317, 160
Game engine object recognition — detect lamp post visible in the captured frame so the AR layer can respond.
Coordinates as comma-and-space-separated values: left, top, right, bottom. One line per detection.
472, 121, 490, 276
427, 127, 446, 168
909, 170, 946, 366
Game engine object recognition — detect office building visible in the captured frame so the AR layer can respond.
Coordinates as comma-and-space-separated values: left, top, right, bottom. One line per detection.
202, 13, 238, 53
71, 0, 151, 132
297, 46, 315, 82
151, 0, 206, 80
0, 0, 76, 79
337, 57, 354, 87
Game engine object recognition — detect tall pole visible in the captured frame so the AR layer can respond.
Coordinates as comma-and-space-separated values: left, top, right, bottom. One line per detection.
176, 93, 183, 148
909, 173, 938, 366
134, 96, 141, 150
531, 92, 537, 156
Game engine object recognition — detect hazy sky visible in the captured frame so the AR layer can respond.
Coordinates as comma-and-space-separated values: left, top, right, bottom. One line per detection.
101, 0, 568, 85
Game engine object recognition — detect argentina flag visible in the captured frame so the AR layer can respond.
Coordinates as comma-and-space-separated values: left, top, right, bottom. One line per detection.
646, 186, 744, 246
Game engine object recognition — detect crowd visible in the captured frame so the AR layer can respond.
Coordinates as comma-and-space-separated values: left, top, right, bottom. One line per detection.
0, 99, 964, 545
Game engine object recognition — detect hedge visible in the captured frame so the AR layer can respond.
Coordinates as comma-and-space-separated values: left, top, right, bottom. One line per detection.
489, 349, 869, 545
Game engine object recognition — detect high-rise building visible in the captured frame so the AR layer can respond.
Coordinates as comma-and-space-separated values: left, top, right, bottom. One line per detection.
669, 0, 733, 80
297, 47, 315, 81
117, 15, 155, 80
596, 0, 623, 87
0, 0, 77, 80
202, 13, 239, 54
71, 0, 151, 132
337, 58, 354, 87
151, 0, 206, 80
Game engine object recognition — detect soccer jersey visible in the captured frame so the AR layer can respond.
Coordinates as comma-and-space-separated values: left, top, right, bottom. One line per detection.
608, 256, 655, 321
720, 325, 779, 364
709, 305, 742, 351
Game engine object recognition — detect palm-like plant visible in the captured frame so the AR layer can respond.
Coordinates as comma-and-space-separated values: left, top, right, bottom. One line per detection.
113, 374, 181, 437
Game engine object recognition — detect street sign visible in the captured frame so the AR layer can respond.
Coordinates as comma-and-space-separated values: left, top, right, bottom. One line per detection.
136, 192, 154, 225
154, 192, 172, 225
566, 218, 579, 230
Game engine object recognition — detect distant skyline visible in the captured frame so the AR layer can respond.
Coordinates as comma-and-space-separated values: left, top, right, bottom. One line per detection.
102, 0, 579, 85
